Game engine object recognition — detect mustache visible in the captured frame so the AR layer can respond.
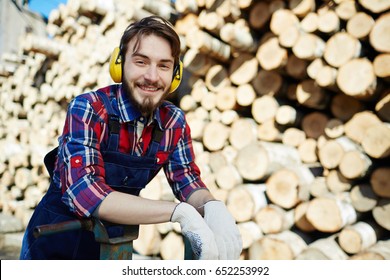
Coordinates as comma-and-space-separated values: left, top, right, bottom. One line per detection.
136, 81, 164, 89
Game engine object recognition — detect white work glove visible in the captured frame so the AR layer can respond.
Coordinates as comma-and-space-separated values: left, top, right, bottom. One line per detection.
171, 203, 219, 260
204, 200, 242, 259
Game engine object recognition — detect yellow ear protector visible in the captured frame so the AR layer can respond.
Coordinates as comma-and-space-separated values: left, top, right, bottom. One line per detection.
109, 46, 183, 93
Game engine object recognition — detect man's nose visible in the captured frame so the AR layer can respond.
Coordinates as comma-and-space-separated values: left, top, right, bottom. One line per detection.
144, 65, 158, 82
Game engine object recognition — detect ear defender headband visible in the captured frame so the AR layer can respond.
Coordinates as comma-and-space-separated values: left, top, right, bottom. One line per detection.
109, 46, 183, 94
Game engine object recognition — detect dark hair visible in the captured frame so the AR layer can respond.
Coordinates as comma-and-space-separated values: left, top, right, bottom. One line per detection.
119, 16, 181, 66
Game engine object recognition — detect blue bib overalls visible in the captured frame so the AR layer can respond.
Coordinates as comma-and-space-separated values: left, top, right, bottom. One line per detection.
20, 90, 164, 259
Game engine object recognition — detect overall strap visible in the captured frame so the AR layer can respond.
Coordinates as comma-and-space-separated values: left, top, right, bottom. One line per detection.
95, 90, 120, 151
146, 125, 164, 158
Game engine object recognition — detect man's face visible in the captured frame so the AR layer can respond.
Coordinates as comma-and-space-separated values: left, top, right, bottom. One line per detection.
122, 34, 175, 116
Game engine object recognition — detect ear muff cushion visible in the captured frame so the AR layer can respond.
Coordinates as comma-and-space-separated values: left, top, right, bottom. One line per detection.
109, 46, 183, 92
169, 60, 183, 93
109, 47, 122, 83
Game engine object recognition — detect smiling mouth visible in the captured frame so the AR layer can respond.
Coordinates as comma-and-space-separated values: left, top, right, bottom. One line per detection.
137, 83, 163, 93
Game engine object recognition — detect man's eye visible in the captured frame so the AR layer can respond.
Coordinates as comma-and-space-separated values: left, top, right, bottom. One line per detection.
135, 60, 146, 65
160, 65, 170, 70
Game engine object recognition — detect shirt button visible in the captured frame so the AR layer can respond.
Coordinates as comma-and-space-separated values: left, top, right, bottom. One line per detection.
140, 117, 144, 122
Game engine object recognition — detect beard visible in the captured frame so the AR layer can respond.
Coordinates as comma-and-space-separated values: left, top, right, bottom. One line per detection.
122, 78, 169, 117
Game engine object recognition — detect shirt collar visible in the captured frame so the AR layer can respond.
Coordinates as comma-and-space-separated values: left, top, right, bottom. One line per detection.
116, 84, 163, 130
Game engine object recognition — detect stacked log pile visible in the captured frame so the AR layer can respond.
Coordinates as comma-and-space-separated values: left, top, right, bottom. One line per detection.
0, 0, 389, 259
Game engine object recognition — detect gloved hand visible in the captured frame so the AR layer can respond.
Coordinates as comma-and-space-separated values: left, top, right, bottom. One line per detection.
171, 202, 219, 260
204, 200, 242, 259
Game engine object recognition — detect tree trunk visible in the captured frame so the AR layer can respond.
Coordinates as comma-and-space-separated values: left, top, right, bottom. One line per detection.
235, 141, 301, 181
296, 235, 348, 260
249, 230, 307, 260
306, 196, 357, 232
338, 221, 382, 254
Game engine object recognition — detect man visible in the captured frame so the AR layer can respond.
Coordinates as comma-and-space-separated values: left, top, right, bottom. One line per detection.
20, 16, 242, 260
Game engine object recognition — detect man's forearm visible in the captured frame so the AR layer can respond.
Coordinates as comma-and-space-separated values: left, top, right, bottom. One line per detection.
186, 189, 216, 216
96, 191, 177, 225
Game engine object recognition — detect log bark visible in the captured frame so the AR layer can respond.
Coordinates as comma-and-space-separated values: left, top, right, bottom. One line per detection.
220, 20, 256, 52
349, 240, 390, 260
183, 48, 216, 76
234, 141, 301, 181
306, 196, 357, 233
205, 64, 231, 92
339, 149, 372, 180
318, 136, 359, 170
324, 118, 344, 139
237, 221, 263, 249
375, 91, 390, 122
295, 235, 348, 260
186, 28, 231, 62
326, 170, 353, 194
294, 201, 316, 232
22, 34, 69, 57
338, 221, 381, 254
249, 230, 307, 260
229, 53, 258, 85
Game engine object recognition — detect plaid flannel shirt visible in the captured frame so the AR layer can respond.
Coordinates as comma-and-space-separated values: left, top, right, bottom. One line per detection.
52, 84, 206, 217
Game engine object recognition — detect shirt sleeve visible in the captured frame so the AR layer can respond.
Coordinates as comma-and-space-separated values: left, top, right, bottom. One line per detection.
164, 120, 208, 202
57, 94, 114, 218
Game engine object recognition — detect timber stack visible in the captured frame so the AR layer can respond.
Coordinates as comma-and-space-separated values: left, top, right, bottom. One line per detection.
0, 0, 389, 260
